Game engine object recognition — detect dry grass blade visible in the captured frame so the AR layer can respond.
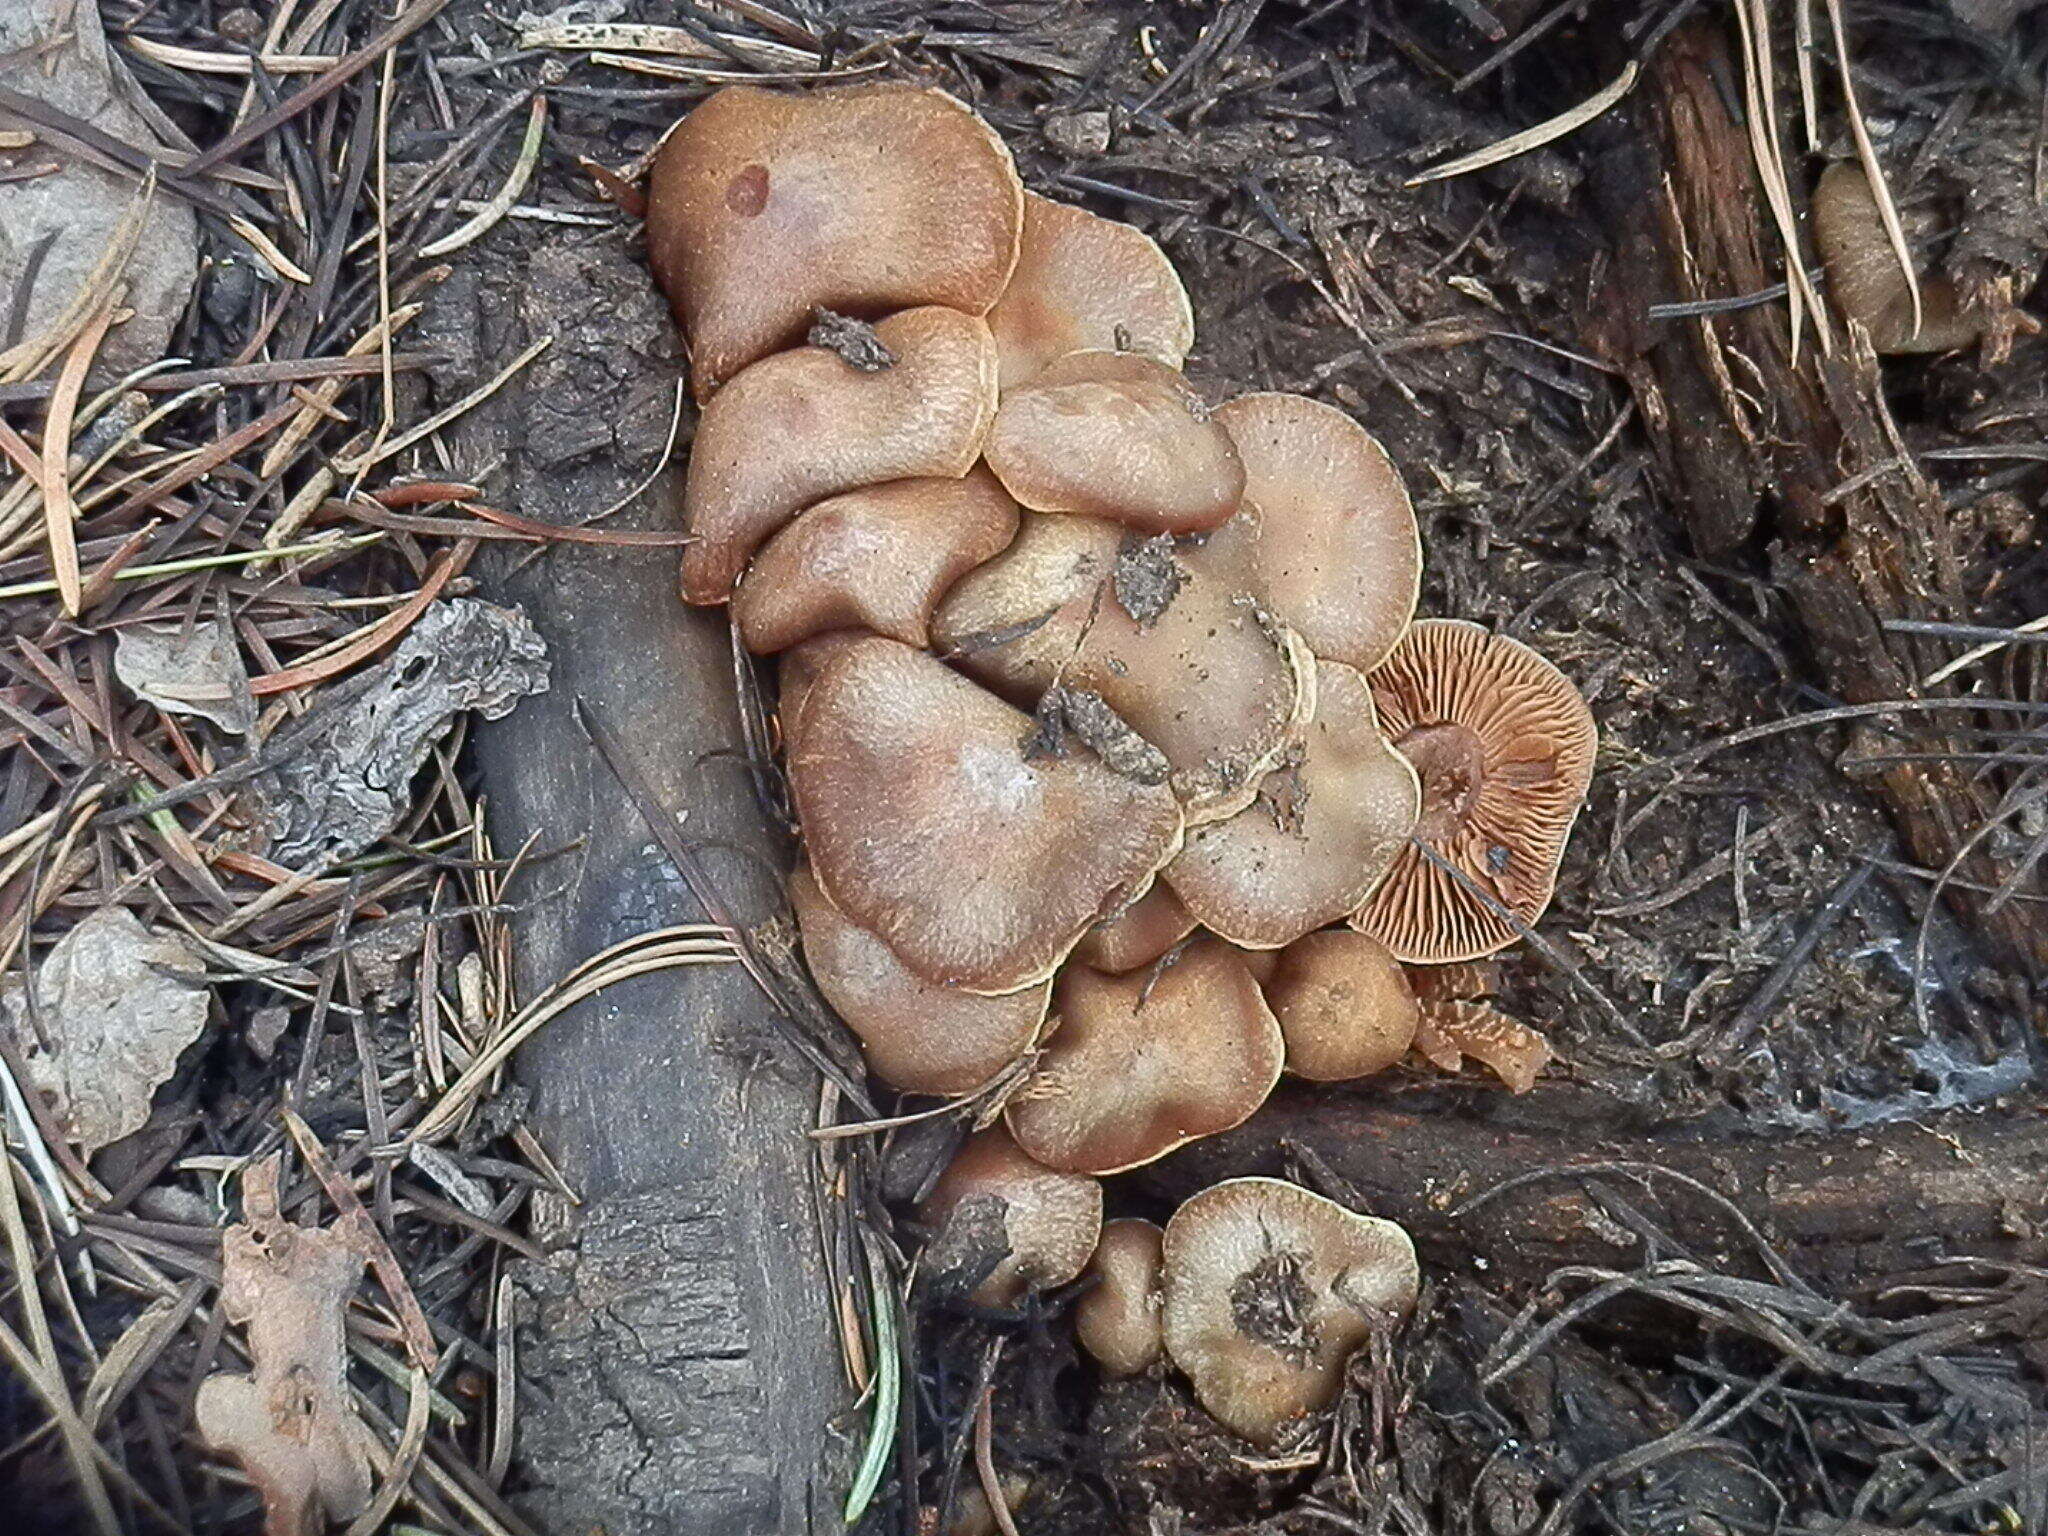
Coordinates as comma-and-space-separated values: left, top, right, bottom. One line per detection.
1407, 60, 1638, 186
408, 926, 742, 1144
1822, 0, 1920, 339
0, 1146, 118, 1533
1732, 0, 1833, 357
420, 96, 548, 258
36, 297, 122, 617
247, 539, 470, 696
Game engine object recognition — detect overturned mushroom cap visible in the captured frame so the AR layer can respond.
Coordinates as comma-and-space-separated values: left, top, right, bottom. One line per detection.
1076, 1218, 1166, 1377
1265, 930, 1418, 1082
933, 511, 1315, 822
647, 83, 1022, 397
1812, 161, 1986, 356
1005, 937, 1283, 1174
1209, 394, 1420, 673
733, 468, 1020, 653
1410, 998, 1552, 1094
789, 864, 1046, 1095
919, 1126, 1102, 1310
1072, 881, 1197, 974
681, 305, 998, 604
1166, 660, 1419, 948
984, 351, 1244, 535
1161, 1178, 1419, 1448
988, 193, 1194, 389
1352, 620, 1596, 965
789, 637, 1183, 993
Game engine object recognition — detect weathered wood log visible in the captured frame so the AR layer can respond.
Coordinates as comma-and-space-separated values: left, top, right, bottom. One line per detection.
1589, 20, 2047, 975
441, 236, 849, 1535
1135, 1086, 2048, 1294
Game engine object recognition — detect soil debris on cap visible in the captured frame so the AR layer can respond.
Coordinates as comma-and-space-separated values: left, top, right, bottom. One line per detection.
807, 306, 897, 370
1025, 683, 1172, 785
1114, 531, 1187, 626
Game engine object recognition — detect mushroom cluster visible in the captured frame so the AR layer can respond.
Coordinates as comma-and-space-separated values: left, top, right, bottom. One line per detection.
646, 82, 1597, 1443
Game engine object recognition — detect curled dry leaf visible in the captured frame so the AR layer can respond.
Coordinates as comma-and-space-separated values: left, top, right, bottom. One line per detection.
0, 906, 208, 1153
113, 611, 257, 734
195, 1154, 375, 1536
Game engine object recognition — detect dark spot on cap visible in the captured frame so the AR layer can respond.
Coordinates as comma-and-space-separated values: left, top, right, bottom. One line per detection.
726, 163, 770, 216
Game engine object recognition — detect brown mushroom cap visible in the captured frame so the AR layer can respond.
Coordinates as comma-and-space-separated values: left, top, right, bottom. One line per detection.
1076, 1218, 1166, 1377
984, 351, 1245, 535
1351, 620, 1596, 965
776, 629, 870, 753
681, 305, 999, 604
1072, 881, 1197, 973
932, 511, 1316, 822
789, 864, 1046, 1096
1160, 1178, 1419, 1448
1265, 930, 1418, 1082
1234, 946, 1282, 987
1165, 660, 1419, 948
733, 468, 1020, 654
1812, 161, 1985, 356
1410, 998, 1552, 1094
1004, 937, 1283, 1174
987, 194, 1194, 389
789, 637, 1183, 994
1209, 394, 1420, 673
647, 83, 1022, 397
919, 1126, 1102, 1310
929, 509, 1122, 700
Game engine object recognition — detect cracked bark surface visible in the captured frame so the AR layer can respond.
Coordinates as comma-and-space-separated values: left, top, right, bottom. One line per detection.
437, 235, 847, 1534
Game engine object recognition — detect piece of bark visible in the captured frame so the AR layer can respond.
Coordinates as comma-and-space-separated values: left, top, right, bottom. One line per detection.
1135, 1087, 2048, 1294
447, 236, 848, 1534
1590, 20, 2047, 974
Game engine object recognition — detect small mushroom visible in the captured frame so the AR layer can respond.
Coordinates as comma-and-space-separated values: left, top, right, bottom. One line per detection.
983, 351, 1245, 535
933, 511, 1316, 822
1410, 998, 1552, 1094
1166, 659, 1419, 948
1208, 393, 1420, 673
918, 1125, 1102, 1309
1160, 1178, 1419, 1448
1352, 620, 1596, 965
789, 637, 1183, 993
1004, 937, 1283, 1174
789, 864, 1046, 1096
647, 83, 1023, 397
732, 468, 1020, 653
1265, 930, 1418, 1082
1076, 1218, 1166, 1376
987, 192, 1194, 388
1072, 881, 1197, 973
1811, 161, 1989, 356
681, 305, 999, 604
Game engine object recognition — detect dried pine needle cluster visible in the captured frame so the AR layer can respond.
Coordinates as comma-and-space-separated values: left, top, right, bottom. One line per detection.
644, 82, 1597, 1445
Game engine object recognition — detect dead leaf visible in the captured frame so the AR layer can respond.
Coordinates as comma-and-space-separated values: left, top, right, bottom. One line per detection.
251, 598, 548, 870
0, 0, 199, 376
1, 906, 208, 1153
196, 1154, 375, 1536
114, 610, 257, 734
